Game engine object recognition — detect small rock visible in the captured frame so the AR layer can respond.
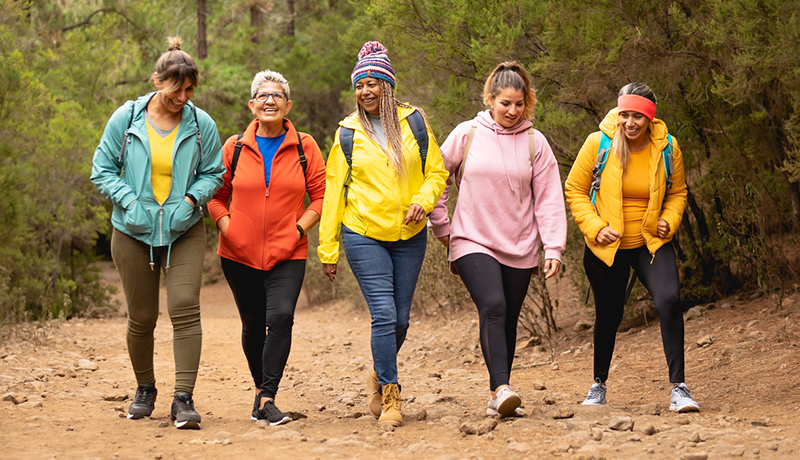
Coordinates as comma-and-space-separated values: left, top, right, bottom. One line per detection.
573, 320, 593, 332
155, 454, 163, 460
641, 424, 657, 435
533, 381, 546, 391
76, 359, 99, 371
629, 434, 641, 442
591, 427, 603, 441
550, 363, 559, 371
609, 416, 634, 431
752, 448, 760, 455
515, 337, 541, 350
413, 408, 427, 421
552, 408, 574, 419
2, 393, 27, 405
315, 404, 326, 412
685, 307, 704, 320
720, 302, 733, 309
543, 395, 556, 405
639, 402, 661, 416
689, 432, 703, 442
18, 401, 43, 409
158, 421, 169, 428
459, 419, 497, 435
722, 403, 735, 414
679, 453, 709, 460
349, 411, 364, 419
103, 393, 128, 402
782, 298, 795, 308
751, 418, 774, 427
697, 335, 713, 348
222, 438, 231, 446
507, 441, 532, 452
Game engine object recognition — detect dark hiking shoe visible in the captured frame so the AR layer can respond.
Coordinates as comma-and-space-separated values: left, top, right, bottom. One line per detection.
127, 384, 157, 419
256, 399, 292, 426
170, 392, 201, 429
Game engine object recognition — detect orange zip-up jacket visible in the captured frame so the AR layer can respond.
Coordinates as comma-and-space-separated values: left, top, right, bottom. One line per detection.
208, 118, 326, 271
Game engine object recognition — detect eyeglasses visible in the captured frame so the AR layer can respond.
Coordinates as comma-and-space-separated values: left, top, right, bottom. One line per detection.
254, 92, 286, 103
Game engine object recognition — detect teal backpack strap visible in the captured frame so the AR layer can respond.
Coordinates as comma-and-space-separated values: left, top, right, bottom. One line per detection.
192, 105, 204, 161
118, 101, 136, 163
405, 109, 429, 175
663, 133, 674, 190
590, 132, 612, 211
339, 127, 355, 197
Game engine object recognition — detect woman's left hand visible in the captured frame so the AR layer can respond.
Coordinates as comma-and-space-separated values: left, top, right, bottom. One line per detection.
543, 259, 561, 279
404, 203, 425, 225
657, 218, 670, 238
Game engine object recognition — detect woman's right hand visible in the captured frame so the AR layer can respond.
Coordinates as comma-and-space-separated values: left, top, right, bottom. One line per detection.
437, 235, 450, 248
217, 215, 231, 238
595, 226, 622, 245
323, 263, 337, 282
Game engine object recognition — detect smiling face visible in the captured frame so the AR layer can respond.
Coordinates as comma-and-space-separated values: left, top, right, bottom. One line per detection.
154, 76, 194, 114
354, 77, 382, 116
618, 110, 650, 144
489, 87, 526, 128
248, 81, 292, 131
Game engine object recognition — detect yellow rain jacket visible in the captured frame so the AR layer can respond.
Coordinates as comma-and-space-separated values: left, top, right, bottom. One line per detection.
318, 106, 448, 264
565, 109, 687, 266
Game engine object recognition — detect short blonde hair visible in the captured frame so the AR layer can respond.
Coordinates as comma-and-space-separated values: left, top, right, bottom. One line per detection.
482, 61, 537, 120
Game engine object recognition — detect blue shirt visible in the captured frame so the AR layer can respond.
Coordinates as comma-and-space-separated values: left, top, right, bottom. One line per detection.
255, 132, 287, 187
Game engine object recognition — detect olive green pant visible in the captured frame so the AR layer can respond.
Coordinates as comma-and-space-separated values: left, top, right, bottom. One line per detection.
111, 221, 205, 395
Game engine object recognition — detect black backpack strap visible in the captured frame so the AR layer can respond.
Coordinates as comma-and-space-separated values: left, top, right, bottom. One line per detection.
340, 127, 355, 197
117, 101, 136, 163
230, 134, 244, 180
296, 131, 307, 189
406, 109, 428, 174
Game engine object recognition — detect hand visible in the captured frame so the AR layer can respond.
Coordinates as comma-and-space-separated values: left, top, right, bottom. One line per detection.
404, 203, 425, 225
437, 235, 450, 248
657, 218, 670, 238
217, 216, 231, 238
543, 259, 561, 279
595, 226, 622, 245
323, 263, 337, 281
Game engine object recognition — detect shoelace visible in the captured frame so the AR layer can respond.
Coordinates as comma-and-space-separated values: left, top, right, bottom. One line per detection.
260, 402, 285, 419
672, 386, 692, 399
134, 388, 155, 404
587, 384, 605, 400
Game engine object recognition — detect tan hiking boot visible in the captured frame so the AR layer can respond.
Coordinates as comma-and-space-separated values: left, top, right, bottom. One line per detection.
368, 369, 382, 418
378, 383, 402, 426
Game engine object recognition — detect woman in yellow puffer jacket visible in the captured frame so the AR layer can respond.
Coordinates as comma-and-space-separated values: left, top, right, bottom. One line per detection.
318, 41, 448, 427
565, 82, 699, 413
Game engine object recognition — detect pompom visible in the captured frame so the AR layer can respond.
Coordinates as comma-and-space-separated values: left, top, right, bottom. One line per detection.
358, 41, 388, 59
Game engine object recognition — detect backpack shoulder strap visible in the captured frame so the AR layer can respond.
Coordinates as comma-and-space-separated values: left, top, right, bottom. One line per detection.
663, 133, 674, 190
456, 120, 478, 187
339, 127, 355, 197
296, 131, 308, 189
192, 105, 204, 161
405, 109, 429, 175
117, 101, 136, 163
590, 132, 612, 211
528, 127, 536, 206
230, 134, 244, 180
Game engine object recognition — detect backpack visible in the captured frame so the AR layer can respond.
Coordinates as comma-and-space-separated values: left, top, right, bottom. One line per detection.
229, 131, 308, 187
338, 109, 428, 197
457, 120, 537, 191
118, 101, 203, 163
590, 132, 674, 211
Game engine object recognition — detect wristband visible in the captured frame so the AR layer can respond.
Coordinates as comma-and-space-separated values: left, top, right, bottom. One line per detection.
297, 224, 305, 238
185, 193, 197, 206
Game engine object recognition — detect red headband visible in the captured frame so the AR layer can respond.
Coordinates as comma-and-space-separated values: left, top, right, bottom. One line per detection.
617, 94, 656, 121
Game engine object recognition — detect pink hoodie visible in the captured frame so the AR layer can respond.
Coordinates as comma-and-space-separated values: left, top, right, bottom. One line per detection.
429, 110, 567, 269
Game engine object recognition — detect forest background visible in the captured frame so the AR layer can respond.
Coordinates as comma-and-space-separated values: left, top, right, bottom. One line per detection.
2, 0, 799, 341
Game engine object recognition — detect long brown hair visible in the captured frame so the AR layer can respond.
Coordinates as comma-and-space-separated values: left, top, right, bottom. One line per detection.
154, 37, 199, 93
483, 61, 537, 120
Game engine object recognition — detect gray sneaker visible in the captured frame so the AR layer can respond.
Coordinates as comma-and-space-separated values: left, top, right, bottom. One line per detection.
582, 378, 607, 405
127, 384, 157, 419
170, 392, 201, 429
669, 383, 700, 412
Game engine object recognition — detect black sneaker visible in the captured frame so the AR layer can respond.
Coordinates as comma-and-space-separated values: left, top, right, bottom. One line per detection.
170, 392, 201, 429
256, 399, 292, 426
251, 391, 262, 421
127, 384, 157, 419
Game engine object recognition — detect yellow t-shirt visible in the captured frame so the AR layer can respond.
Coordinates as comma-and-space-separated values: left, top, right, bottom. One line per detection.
619, 143, 652, 249
146, 119, 178, 205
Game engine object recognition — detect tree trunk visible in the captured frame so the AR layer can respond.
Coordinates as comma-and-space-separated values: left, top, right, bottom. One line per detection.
286, 0, 295, 52
250, 4, 263, 44
197, 0, 208, 59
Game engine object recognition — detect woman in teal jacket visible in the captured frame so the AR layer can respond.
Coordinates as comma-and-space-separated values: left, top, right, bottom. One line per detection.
91, 37, 224, 430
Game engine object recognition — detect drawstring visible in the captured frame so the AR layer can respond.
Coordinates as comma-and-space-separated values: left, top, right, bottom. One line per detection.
491, 124, 523, 203
148, 243, 172, 271
149, 245, 155, 271
166, 243, 173, 272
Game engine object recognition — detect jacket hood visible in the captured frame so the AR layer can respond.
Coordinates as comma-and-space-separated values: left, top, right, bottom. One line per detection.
476, 110, 533, 134
599, 108, 670, 148
339, 105, 418, 131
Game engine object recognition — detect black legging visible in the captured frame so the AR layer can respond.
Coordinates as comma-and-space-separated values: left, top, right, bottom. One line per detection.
583, 243, 685, 383
221, 258, 306, 399
453, 253, 535, 391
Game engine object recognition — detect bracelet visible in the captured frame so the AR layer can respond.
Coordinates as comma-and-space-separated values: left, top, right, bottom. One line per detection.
185, 193, 197, 206
297, 224, 305, 238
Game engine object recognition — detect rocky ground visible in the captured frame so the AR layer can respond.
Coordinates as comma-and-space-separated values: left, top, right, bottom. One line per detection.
1, 262, 799, 460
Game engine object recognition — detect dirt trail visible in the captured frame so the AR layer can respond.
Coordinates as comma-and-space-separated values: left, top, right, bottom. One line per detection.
1, 262, 800, 460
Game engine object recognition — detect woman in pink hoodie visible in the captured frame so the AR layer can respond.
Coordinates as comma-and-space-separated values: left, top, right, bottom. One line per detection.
429, 62, 567, 417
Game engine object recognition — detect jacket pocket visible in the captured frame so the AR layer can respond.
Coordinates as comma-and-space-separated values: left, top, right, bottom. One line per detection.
124, 201, 153, 235
169, 200, 196, 234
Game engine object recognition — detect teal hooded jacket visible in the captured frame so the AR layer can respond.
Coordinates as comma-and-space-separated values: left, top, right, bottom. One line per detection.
91, 92, 224, 253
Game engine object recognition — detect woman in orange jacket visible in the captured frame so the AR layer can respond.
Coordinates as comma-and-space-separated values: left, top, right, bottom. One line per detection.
207, 70, 326, 425
565, 82, 699, 413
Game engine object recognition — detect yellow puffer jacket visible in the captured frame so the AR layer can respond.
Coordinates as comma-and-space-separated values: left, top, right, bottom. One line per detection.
318, 106, 448, 264
565, 109, 687, 266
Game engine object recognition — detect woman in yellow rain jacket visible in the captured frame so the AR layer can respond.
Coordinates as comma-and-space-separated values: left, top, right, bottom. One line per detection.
318, 41, 447, 427
565, 82, 699, 413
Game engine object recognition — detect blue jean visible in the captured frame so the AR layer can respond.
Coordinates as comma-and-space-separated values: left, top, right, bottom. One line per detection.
342, 226, 427, 386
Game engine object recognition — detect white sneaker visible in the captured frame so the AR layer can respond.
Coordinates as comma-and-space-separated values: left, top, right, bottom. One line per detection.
582, 378, 607, 405
669, 383, 700, 412
486, 398, 524, 416
489, 387, 521, 417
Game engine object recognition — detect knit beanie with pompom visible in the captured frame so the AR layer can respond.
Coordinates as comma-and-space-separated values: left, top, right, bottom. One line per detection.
351, 41, 396, 90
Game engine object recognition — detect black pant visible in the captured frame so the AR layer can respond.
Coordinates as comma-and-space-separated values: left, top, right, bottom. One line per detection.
583, 243, 685, 383
221, 258, 306, 398
453, 253, 535, 391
